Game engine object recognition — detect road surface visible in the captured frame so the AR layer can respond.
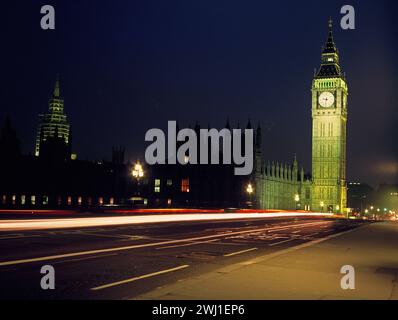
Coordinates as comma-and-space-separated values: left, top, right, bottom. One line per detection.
0, 215, 365, 299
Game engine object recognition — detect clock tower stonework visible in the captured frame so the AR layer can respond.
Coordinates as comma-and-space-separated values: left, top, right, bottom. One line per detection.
311, 19, 347, 213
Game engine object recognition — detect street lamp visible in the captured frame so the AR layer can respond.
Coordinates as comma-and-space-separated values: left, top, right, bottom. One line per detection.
294, 194, 300, 210
246, 183, 253, 208
132, 162, 144, 179
132, 161, 144, 197
320, 201, 324, 213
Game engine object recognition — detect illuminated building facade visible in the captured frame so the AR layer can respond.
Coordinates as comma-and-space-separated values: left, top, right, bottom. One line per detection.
253, 158, 312, 211
35, 76, 71, 158
253, 126, 312, 211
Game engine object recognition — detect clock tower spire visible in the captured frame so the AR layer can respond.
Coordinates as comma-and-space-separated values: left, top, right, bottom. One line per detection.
316, 18, 342, 78
311, 19, 348, 213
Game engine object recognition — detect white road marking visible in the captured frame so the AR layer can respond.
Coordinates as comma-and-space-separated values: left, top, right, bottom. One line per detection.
90, 265, 190, 291
224, 248, 258, 257
269, 238, 297, 246
52, 253, 118, 265
156, 239, 218, 250
0, 221, 331, 267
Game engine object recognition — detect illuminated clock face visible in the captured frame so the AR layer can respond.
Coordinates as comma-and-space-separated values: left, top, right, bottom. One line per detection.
318, 91, 335, 108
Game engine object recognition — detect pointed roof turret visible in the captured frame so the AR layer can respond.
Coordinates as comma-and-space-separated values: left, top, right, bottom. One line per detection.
322, 18, 338, 54
194, 121, 200, 133
53, 74, 60, 98
225, 118, 231, 129
293, 154, 298, 168
246, 119, 252, 129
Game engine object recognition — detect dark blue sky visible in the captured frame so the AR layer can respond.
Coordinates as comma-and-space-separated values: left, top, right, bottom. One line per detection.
1, 0, 397, 186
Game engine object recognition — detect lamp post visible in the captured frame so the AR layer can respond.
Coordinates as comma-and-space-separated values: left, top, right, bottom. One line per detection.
320, 201, 324, 213
132, 161, 144, 196
294, 194, 300, 210
246, 183, 253, 208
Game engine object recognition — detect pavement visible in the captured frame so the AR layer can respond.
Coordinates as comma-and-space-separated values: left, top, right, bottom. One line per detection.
0, 215, 364, 299
136, 222, 398, 300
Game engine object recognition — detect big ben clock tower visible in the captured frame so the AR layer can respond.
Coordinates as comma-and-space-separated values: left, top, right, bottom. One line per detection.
311, 19, 347, 213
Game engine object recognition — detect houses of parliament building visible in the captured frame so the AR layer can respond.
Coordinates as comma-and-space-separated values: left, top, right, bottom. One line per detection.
0, 20, 348, 213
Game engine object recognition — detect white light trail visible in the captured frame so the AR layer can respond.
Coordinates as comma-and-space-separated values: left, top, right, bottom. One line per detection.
0, 212, 333, 232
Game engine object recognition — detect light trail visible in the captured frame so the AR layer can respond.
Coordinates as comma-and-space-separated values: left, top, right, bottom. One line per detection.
0, 212, 333, 232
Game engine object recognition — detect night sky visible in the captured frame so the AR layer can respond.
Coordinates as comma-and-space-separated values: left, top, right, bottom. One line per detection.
1, 0, 397, 186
